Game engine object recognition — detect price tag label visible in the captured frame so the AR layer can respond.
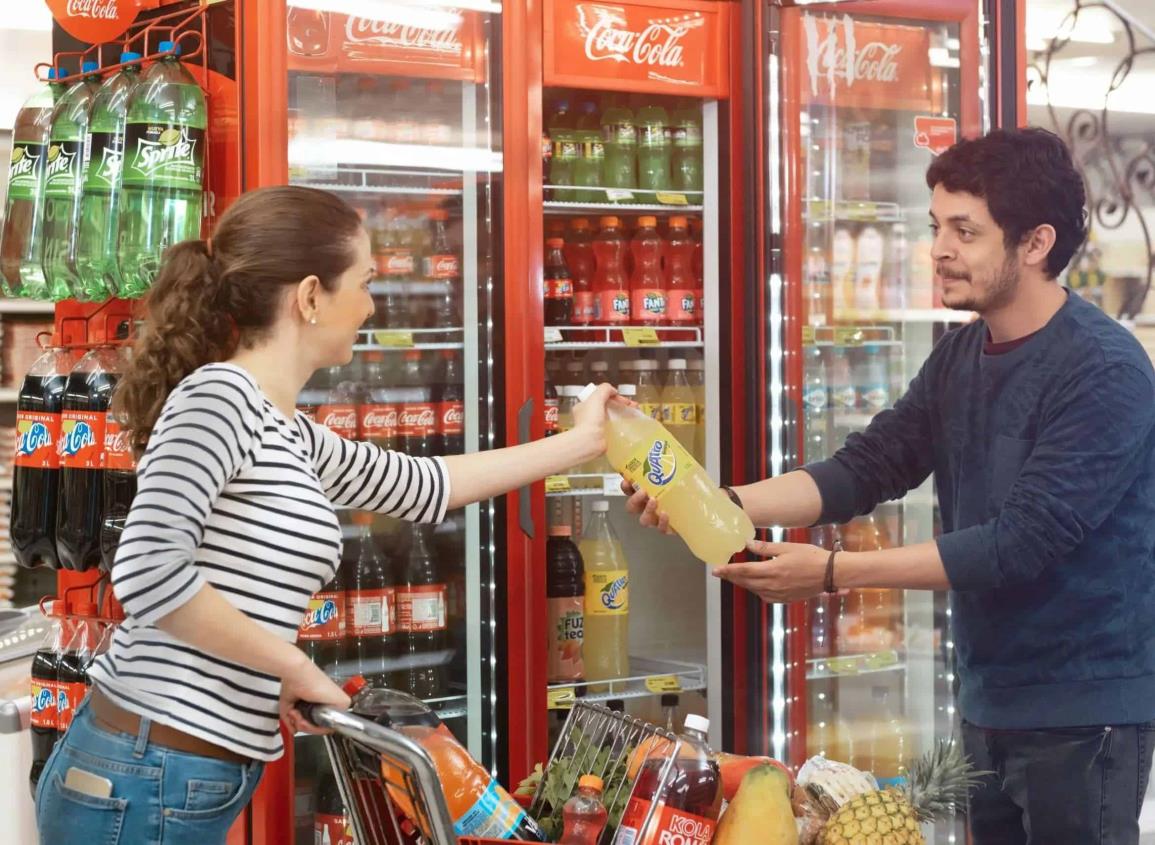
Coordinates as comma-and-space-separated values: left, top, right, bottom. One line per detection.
544, 328, 564, 344
833, 327, 864, 347
622, 327, 661, 347
801, 326, 816, 346
826, 657, 860, 676
545, 476, 572, 494
656, 192, 689, 206
864, 651, 899, 671
547, 687, 576, 710
372, 330, 415, 348
605, 189, 635, 203
645, 674, 683, 694
604, 474, 625, 496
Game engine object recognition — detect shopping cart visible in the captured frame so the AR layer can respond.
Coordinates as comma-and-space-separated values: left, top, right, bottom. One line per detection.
301, 699, 680, 845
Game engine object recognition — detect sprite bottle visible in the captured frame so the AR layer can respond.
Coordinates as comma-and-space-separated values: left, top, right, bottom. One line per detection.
117, 41, 206, 298
1, 69, 68, 299
76, 53, 143, 302
43, 61, 103, 302
671, 100, 703, 195
635, 103, 671, 204
600, 98, 636, 204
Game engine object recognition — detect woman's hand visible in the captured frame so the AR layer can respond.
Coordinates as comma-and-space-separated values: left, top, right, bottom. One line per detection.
278, 650, 351, 736
571, 383, 618, 462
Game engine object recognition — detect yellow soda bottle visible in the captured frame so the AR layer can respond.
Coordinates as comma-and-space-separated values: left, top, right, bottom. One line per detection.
635, 360, 663, 422
579, 499, 630, 690
687, 356, 706, 464
579, 383, 754, 565
661, 359, 696, 452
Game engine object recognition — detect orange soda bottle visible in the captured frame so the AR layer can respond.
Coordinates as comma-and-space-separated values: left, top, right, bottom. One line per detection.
560, 775, 609, 844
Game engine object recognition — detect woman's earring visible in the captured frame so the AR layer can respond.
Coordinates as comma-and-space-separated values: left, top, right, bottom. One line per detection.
309, 316, 318, 325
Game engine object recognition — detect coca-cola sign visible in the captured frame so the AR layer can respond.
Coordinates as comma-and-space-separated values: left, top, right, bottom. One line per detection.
319, 406, 357, 438
400, 406, 437, 434
47, 0, 142, 44
361, 406, 399, 437
440, 403, 465, 434
344, 16, 463, 60
546, 0, 729, 98
802, 14, 932, 112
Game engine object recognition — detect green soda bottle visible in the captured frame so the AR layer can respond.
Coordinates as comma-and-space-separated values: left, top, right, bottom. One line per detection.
572, 99, 604, 204
117, 41, 206, 298
43, 61, 104, 302
1, 69, 68, 299
635, 103, 671, 204
548, 99, 578, 203
76, 52, 143, 302
671, 100, 703, 195
600, 98, 636, 203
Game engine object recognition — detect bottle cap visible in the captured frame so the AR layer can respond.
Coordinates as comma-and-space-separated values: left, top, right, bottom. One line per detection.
638, 216, 658, 228
119, 52, 142, 64
619, 360, 639, 371
81, 61, 100, 74
579, 774, 604, 792
636, 360, 658, 371
343, 675, 368, 697
546, 237, 565, 248
430, 209, 449, 221
404, 350, 422, 361
668, 359, 687, 369
684, 713, 710, 735
591, 361, 609, 372
577, 383, 597, 403
571, 218, 590, 231
548, 524, 572, 537
687, 358, 704, 370
560, 385, 583, 397
351, 511, 374, 527
599, 216, 620, 228
591, 500, 610, 512
670, 216, 689, 228
158, 40, 182, 56
47, 68, 64, 80
617, 383, 637, 397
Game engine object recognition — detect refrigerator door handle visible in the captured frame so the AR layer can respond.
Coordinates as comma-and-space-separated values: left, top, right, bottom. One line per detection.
517, 397, 535, 539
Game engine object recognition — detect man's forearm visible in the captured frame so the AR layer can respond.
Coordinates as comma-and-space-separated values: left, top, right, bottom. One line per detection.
836, 540, 951, 590
734, 470, 825, 529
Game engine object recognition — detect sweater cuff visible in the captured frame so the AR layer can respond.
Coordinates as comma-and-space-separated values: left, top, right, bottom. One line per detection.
800, 459, 860, 526
936, 525, 1002, 591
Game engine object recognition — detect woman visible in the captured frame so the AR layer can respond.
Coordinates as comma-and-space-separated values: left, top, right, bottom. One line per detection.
34, 186, 614, 843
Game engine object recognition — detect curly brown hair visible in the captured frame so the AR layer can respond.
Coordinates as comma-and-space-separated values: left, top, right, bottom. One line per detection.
115, 186, 363, 456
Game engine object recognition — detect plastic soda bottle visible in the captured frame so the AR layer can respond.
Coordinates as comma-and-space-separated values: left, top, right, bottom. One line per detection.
29, 601, 63, 794
573, 100, 604, 203
661, 359, 696, 453
560, 775, 609, 844
629, 216, 666, 326
581, 384, 754, 566
2, 69, 68, 299
592, 216, 629, 326
600, 99, 637, 202
544, 237, 574, 326
565, 219, 596, 326
43, 61, 103, 302
634, 360, 663, 422
548, 99, 578, 203
76, 53, 142, 301
578, 500, 629, 689
635, 103, 671, 203
615, 714, 723, 845
666, 216, 699, 326
547, 524, 585, 684
118, 41, 207, 298
687, 357, 706, 464
671, 101, 703, 194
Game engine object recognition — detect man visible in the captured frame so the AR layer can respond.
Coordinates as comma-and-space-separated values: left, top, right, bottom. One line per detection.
627, 128, 1155, 843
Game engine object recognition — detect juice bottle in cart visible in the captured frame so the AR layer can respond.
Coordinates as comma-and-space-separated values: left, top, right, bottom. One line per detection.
560, 775, 609, 844
661, 359, 696, 453
593, 217, 630, 326
579, 500, 629, 690
615, 714, 722, 845
580, 384, 755, 566
547, 524, 585, 684
629, 217, 666, 326
565, 219, 596, 326
665, 216, 699, 327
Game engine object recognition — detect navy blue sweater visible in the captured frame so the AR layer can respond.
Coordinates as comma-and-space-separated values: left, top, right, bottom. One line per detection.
805, 292, 1155, 729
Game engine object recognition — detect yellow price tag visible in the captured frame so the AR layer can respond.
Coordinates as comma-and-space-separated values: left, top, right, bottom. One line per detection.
826, 657, 860, 676
372, 330, 415, 348
833, 327, 864, 347
547, 687, 576, 710
622, 327, 661, 347
545, 476, 572, 494
864, 651, 899, 671
644, 674, 683, 694
656, 192, 690, 206
801, 326, 816, 346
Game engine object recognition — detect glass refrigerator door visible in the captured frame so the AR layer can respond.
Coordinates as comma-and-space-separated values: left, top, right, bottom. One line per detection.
281, 3, 503, 841
770, 3, 984, 841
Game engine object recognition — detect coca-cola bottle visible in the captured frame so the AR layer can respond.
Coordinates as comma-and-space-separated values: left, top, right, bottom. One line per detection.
433, 350, 464, 456
29, 601, 63, 795
317, 365, 358, 439
345, 512, 396, 688
358, 352, 398, 452
398, 352, 435, 457
428, 286, 460, 345
395, 523, 448, 699
101, 400, 136, 571
422, 210, 459, 283
299, 571, 345, 677
298, 367, 329, 421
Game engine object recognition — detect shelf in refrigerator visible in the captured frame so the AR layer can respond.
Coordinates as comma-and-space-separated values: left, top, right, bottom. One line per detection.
353, 327, 464, 352
547, 656, 707, 708
290, 138, 502, 175
291, 167, 464, 198
0, 299, 54, 315
806, 650, 905, 680
803, 324, 901, 347
545, 473, 624, 497
837, 308, 975, 324
544, 325, 704, 349
543, 197, 704, 214
804, 199, 904, 223
370, 280, 453, 296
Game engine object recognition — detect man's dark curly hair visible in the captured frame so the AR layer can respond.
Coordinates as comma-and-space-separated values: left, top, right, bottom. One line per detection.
926, 128, 1088, 279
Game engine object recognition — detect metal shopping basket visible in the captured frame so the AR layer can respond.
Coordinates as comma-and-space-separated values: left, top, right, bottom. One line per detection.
302, 700, 679, 845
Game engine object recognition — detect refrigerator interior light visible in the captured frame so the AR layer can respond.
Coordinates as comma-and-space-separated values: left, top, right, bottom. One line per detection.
289, 137, 504, 172
289, 0, 502, 19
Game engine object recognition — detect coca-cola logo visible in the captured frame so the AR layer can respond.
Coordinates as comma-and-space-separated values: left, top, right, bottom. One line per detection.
64, 0, 120, 19
105, 426, 131, 456
344, 14, 463, 57
321, 409, 357, 432
386, 254, 415, 276
804, 14, 903, 98
429, 256, 459, 277
47, 0, 140, 44
545, 404, 560, 425
17, 422, 52, 457
362, 407, 398, 431
400, 407, 436, 429
62, 421, 96, 457
581, 7, 695, 68
302, 599, 339, 629
441, 405, 464, 427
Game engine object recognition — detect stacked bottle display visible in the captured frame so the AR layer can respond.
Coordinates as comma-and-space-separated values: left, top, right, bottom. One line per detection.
0, 43, 208, 302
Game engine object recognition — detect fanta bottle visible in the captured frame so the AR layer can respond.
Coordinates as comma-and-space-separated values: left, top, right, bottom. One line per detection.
661, 359, 696, 453
565, 219, 596, 326
629, 216, 666, 326
592, 217, 629, 326
579, 499, 629, 691
666, 216, 699, 326
579, 384, 754, 566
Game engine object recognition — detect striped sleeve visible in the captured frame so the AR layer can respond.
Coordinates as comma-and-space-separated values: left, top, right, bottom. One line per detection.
297, 416, 450, 524
111, 367, 261, 626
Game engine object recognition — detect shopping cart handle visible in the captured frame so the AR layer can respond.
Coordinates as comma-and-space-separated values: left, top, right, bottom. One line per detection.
297, 701, 332, 729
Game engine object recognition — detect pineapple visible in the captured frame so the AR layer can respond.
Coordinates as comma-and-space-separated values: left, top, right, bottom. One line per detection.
817, 740, 988, 845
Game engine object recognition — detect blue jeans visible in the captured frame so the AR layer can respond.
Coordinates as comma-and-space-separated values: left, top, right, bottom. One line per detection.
35, 695, 265, 845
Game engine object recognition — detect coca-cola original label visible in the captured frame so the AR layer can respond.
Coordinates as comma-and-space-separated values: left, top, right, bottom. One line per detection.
616, 797, 717, 845
396, 584, 448, 632
438, 401, 465, 436
15, 411, 60, 470
317, 403, 357, 440
60, 410, 106, 470
43, 140, 83, 198
103, 417, 136, 471
544, 398, 560, 434
347, 587, 395, 637
298, 590, 344, 642
122, 123, 205, 192
57, 680, 88, 732
384, 250, 415, 277
546, 277, 575, 300
399, 403, 437, 438
314, 813, 354, 845
359, 403, 399, 443
423, 254, 460, 280
30, 679, 58, 729
8, 143, 46, 202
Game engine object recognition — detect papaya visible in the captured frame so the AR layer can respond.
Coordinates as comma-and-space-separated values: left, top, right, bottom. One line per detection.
717, 751, 794, 802
713, 764, 798, 845
626, 734, 674, 780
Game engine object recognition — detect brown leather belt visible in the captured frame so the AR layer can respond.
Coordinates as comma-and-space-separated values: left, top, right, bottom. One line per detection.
90, 688, 250, 764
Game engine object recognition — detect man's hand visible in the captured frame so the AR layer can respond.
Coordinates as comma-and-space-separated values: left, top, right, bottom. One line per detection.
621, 480, 676, 535
712, 540, 827, 603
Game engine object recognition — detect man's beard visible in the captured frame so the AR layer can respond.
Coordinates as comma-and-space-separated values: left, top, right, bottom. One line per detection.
942, 252, 1019, 313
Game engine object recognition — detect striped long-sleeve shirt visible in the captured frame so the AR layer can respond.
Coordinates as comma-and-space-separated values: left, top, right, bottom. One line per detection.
88, 363, 449, 760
